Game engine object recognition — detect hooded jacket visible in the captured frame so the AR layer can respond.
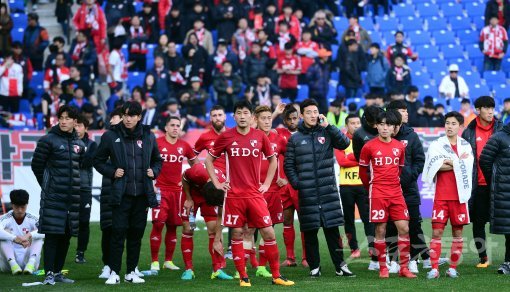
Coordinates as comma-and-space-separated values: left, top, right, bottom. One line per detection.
352, 115, 379, 161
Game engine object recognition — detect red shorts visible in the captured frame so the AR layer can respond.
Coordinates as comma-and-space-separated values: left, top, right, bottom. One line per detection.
432, 200, 470, 226
264, 191, 283, 224
369, 196, 409, 223
152, 189, 184, 226
281, 185, 299, 211
181, 190, 218, 223
222, 196, 272, 228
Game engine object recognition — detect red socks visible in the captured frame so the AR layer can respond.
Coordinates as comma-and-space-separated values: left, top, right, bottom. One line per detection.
164, 226, 177, 261
450, 237, 463, 269
430, 238, 441, 270
374, 239, 387, 271
232, 239, 248, 278
283, 225, 295, 260
264, 239, 281, 278
150, 221, 164, 262
209, 234, 223, 272
398, 235, 411, 268
181, 232, 194, 270
258, 241, 267, 266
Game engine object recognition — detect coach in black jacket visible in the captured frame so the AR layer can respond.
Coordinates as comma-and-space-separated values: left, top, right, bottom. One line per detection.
94, 101, 162, 283
479, 123, 510, 274
31, 105, 84, 284
284, 99, 354, 277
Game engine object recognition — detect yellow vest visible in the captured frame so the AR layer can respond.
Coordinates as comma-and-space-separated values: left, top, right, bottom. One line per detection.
339, 140, 362, 186
327, 111, 348, 130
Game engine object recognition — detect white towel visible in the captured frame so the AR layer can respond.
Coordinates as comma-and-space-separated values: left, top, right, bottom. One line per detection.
422, 136, 474, 203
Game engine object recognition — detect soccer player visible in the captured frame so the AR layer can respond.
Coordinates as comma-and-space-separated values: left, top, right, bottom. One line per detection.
150, 116, 197, 271
276, 105, 308, 267
180, 163, 233, 280
206, 100, 294, 287
423, 111, 473, 279
359, 110, 416, 278
0, 190, 44, 275
194, 105, 228, 173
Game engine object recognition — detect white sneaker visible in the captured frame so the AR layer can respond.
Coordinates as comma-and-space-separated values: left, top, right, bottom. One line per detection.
124, 271, 145, 284
105, 271, 120, 285
134, 267, 144, 278
408, 260, 419, 274
99, 265, 111, 279
427, 268, 439, 279
422, 257, 449, 269
150, 261, 160, 271
163, 261, 180, 270
446, 268, 459, 278
368, 261, 380, 271
389, 261, 400, 274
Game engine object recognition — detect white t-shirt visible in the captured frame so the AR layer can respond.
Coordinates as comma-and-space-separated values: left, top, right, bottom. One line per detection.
0, 211, 44, 261
107, 49, 124, 83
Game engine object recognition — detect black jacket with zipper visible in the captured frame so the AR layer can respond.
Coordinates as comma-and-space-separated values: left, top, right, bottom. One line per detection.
93, 123, 162, 208
352, 115, 379, 161
284, 122, 350, 231
80, 133, 98, 208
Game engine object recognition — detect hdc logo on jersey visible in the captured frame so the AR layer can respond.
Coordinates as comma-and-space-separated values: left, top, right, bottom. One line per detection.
160, 154, 185, 162
374, 157, 400, 166
318, 137, 325, 144
137, 140, 143, 148
392, 148, 400, 156
250, 140, 258, 147
263, 216, 271, 225
458, 214, 466, 222
230, 148, 260, 157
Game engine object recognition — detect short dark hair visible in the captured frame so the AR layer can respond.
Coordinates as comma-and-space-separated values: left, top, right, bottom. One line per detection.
407, 85, 419, 94
28, 12, 39, 21
233, 100, 253, 113
210, 104, 225, 113
53, 36, 65, 45
57, 105, 79, 119
369, 43, 380, 49
345, 113, 360, 125
76, 114, 90, 128
504, 97, 510, 103
110, 107, 123, 120
395, 30, 404, 37
387, 100, 407, 111
166, 116, 181, 125
474, 96, 495, 109
364, 105, 384, 125
445, 111, 464, 125
201, 182, 225, 206
300, 99, 319, 114
10, 189, 29, 206
376, 110, 402, 126
122, 101, 143, 116
284, 105, 298, 119
461, 98, 471, 104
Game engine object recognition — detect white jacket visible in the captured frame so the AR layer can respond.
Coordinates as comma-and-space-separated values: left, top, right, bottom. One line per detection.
438, 75, 469, 98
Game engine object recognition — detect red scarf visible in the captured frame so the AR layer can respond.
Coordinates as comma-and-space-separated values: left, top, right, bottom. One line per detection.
72, 42, 86, 61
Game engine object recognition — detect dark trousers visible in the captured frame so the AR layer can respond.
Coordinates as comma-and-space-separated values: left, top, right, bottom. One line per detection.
44, 222, 72, 273
281, 88, 298, 102
102, 227, 113, 266
506, 234, 510, 262
0, 95, 20, 113
343, 0, 364, 17
387, 203, 429, 261
339, 185, 375, 257
372, 0, 390, 15
77, 195, 92, 252
369, 87, 385, 95
345, 87, 360, 98
471, 186, 491, 259
304, 225, 345, 271
110, 195, 148, 274
310, 92, 328, 114
483, 56, 502, 71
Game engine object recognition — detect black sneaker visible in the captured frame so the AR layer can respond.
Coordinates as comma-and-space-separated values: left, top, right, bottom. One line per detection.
75, 251, 86, 264
43, 272, 55, 285
54, 273, 75, 283
336, 264, 356, 277
309, 267, 321, 278
497, 262, 510, 275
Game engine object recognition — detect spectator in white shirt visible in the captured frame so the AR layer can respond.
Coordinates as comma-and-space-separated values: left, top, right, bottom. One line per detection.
439, 64, 469, 99
0, 53, 24, 113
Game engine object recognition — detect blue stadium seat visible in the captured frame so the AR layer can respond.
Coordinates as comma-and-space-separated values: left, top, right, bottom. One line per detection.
30, 71, 44, 96
408, 60, 424, 73
399, 16, 423, 31
483, 71, 507, 85
432, 71, 448, 82
381, 31, 398, 44
441, 44, 464, 60
333, 17, 349, 33
121, 44, 129, 60
359, 17, 375, 31
12, 13, 27, 29
416, 3, 440, 17
296, 85, 309, 102
457, 29, 479, 45
420, 84, 438, 98
393, 3, 416, 17
147, 44, 155, 69
134, 1, 143, 13
432, 30, 456, 46
493, 84, 510, 102
425, 16, 448, 31
11, 28, 24, 42
408, 30, 431, 46
424, 58, 448, 74
367, 31, 382, 45
412, 71, 431, 86
376, 16, 399, 32
19, 99, 31, 113
472, 16, 486, 30
225, 113, 236, 128
464, 1, 485, 17
448, 58, 472, 72
463, 71, 482, 85
472, 57, 485, 73
331, 70, 339, 82
127, 71, 145, 91
470, 84, 491, 99
415, 44, 440, 59
331, 44, 339, 61
8, 0, 25, 13
345, 98, 365, 110
502, 57, 510, 72
449, 16, 472, 31
465, 43, 483, 59
440, 2, 464, 17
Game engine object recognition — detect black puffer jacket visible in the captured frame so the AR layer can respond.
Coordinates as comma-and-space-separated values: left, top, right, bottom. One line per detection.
31, 125, 85, 236
479, 124, 510, 235
99, 169, 113, 230
284, 123, 350, 231
352, 116, 378, 161
393, 124, 425, 206
80, 133, 98, 207
93, 123, 162, 208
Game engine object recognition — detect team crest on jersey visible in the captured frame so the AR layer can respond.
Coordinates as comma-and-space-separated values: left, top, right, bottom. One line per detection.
210, 141, 215, 146
137, 140, 143, 148
318, 137, 325, 144
392, 148, 400, 156
458, 214, 466, 222
250, 140, 258, 147
263, 216, 271, 225
73, 145, 81, 154
404, 209, 409, 217
271, 143, 277, 151
177, 147, 183, 154
401, 140, 408, 147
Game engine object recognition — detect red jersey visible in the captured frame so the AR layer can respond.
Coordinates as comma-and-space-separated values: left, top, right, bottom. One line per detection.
260, 131, 287, 192
156, 136, 197, 191
435, 143, 459, 201
209, 127, 274, 198
480, 24, 508, 58
275, 127, 294, 179
183, 163, 226, 192
474, 117, 495, 186
194, 128, 227, 173
359, 138, 405, 199
276, 15, 302, 41
277, 54, 301, 89
295, 41, 319, 74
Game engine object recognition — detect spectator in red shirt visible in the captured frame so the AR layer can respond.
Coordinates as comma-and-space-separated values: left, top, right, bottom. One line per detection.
257, 29, 277, 59
128, 16, 149, 72
480, 15, 509, 71
73, 0, 107, 54
386, 31, 418, 65
277, 42, 301, 102
275, 21, 297, 56
43, 52, 70, 92
276, 4, 301, 41
295, 29, 319, 81
11, 42, 33, 98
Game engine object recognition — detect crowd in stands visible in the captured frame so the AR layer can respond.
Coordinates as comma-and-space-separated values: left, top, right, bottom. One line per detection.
2, 0, 510, 130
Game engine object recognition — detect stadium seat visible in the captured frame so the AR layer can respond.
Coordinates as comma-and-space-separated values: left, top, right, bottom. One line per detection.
134, 1, 143, 13
333, 17, 349, 33
359, 17, 375, 31
399, 16, 423, 31
425, 16, 448, 31
448, 98, 462, 112
457, 29, 479, 45
432, 71, 448, 83
472, 16, 486, 30
367, 31, 382, 45
463, 71, 482, 85
472, 57, 484, 73
493, 84, 510, 102
432, 30, 456, 46
345, 98, 365, 110
11, 28, 24, 42
448, 58, 472, 72
225, 113, 236, 128
392, 3, 416, 17
376, 16, 399, 32
440, 2, 464, 17
441, 44, 464, 60
424, 58, 448, 74
147, 44, 155, 69
30, 71, 44, 96
416, 3, 440, 17
415, 44, 440, 59
465, 43, 483, 59
296, 85, 309, 102
420, 84, 438, 98
407, 60, 424, 73
127, 71, 145, 91
502, 57, 510, 72
464, 1, 485, 17
449, 16, 472, 31
8, 0, 25, 13
483, 71, 507, 85
381, 31, 398, 44
12, 13, 28, 29
19, 99, 31, 113
331, 44, 339, 61
331, 70, 339, 82
470, 84, 491, 98
121, 44, 129, 60
408, 30, 431, 46
412, 71, 431, 86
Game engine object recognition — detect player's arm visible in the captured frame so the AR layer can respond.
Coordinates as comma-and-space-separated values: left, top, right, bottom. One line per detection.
0, 220, 16, 242
358, 145, 371, 191
480, 136, 500, 184
31, 136, 52, 185
93, 132, 116, 178
335, 149, 359, 168
439, 160, 454, 171
260, 155, 277, 193
325, 123, 350, 150
181, 175, 195, 214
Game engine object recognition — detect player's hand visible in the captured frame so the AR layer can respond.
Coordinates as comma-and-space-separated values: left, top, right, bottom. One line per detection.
276, 178, 288, 187
213, 239, 224, 256
215, 182, 231, 192
147, 168, 154, 178
444, 159, 453, 166
274, 102, 286, 115
258, 183, 270, 194
184, 199, 194, 215
114, 168, 124, 178
318, 114, 329, 127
